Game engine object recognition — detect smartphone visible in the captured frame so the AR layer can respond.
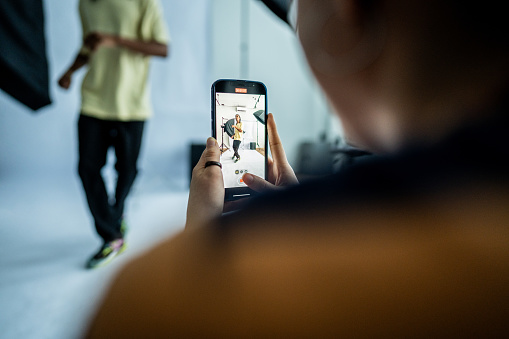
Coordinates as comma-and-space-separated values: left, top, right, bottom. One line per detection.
212, 79, 268, 201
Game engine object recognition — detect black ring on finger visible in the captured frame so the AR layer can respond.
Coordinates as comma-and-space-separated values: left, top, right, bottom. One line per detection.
204, 161, 222, 169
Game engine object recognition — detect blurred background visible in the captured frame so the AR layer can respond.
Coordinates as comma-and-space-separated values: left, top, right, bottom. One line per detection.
0, 1, 343, 338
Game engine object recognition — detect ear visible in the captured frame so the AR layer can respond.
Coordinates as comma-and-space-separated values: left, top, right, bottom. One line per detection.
334, 0, 362, 26
322, 0, 370, 56
297, 0, 364, 55
298, 0, 385, 76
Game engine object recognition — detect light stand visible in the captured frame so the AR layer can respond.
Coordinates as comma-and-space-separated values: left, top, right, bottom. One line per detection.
253, 110, 265, 148
219, 117, 229, 154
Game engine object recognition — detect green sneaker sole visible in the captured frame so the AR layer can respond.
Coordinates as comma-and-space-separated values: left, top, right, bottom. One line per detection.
86, 242, 128, 269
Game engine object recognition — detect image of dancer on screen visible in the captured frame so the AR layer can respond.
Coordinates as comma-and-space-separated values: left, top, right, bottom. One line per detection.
231, 114, 243, 162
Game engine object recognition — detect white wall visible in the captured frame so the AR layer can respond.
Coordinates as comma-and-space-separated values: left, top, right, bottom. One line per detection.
0, 0, 211, 191
210, 0, 343, 166
0, 0, 343, 189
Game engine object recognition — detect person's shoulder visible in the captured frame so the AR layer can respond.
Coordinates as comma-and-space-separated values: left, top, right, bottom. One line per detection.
85, 228, 223, 336
89, 187, 509, 336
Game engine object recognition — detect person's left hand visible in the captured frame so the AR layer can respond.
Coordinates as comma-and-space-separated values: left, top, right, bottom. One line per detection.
223, 113, 298, 213
84, 32, 118, 52
186, 137, 225, 230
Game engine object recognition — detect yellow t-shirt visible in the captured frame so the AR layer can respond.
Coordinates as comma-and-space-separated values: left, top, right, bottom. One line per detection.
233, 122, 243, 141
79, 0, 169, 121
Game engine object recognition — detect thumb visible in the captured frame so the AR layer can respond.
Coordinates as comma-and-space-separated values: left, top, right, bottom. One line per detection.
242, 173, 276, 193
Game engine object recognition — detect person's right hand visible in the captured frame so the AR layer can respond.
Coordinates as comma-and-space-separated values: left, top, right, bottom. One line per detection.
58, 72, 72, 90
186, 137, 225, 230
242, 113, 299, 192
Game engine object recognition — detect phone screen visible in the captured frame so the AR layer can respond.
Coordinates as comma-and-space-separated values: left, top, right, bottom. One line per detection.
212, 79, 268, 201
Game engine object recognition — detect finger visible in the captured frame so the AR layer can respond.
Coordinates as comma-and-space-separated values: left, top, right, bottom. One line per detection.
267, 113, 290, 167
266, 156, 276, 184
242, 173, 277, 193
194, 137, 221, 173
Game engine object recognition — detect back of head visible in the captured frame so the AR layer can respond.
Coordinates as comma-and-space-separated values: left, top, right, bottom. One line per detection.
297, 0, 509, 152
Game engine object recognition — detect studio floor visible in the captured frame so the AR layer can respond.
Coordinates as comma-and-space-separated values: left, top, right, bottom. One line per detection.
0, 169, 188, 339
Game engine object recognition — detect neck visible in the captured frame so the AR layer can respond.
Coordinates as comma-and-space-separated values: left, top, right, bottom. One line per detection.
375, 78, 509, 154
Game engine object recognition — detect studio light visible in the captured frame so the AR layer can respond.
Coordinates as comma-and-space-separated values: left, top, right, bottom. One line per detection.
253, 110, 265, 125
253, 110, 265, 148
224, 118, 236, 137
219, 118, 236, 154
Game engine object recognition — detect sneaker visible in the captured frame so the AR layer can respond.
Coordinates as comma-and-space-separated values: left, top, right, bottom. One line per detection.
232, 155, 235, 160
120, 218, 128, 237
86, 238, 127, 269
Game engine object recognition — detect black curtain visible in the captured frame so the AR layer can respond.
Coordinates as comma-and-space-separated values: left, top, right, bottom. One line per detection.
0, 0, 51, 111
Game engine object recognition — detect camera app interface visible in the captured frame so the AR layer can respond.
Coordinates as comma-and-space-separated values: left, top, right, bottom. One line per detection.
215, 91, 266, 189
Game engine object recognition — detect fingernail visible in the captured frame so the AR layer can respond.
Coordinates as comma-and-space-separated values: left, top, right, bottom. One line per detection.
207, 137, 216, 147
243, 173, 253, 185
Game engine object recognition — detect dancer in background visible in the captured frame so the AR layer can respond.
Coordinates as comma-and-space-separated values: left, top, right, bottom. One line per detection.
58, 0, 169, 268
231, 114, 243, 162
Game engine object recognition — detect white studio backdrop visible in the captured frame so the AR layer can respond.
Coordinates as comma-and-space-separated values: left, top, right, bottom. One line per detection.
210, 0, 343, 168
0, 0, 212, 192
0, 0, 341, 191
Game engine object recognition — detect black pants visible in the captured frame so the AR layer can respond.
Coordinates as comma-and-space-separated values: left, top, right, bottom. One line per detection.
78, 114, 145, 242
233, 140, 241, 159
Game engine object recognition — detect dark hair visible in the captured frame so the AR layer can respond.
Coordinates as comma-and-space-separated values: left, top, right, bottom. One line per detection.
235, 114, 242, 122
452, 1, 509, 50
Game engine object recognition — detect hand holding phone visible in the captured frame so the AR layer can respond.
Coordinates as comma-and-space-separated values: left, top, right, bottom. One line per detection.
222, 112, 300, 213
186, 137, 225, 229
